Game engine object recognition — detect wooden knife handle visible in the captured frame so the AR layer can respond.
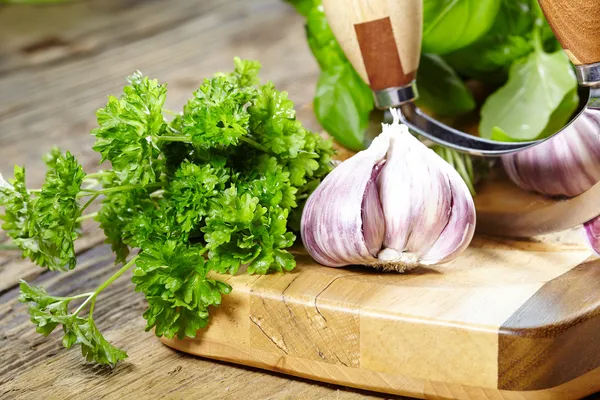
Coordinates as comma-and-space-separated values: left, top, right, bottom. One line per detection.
537, 0, 600, 65
321, 0, 422, 92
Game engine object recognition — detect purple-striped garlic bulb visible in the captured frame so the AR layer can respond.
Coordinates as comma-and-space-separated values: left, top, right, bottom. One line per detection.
501, 109, 600, 252
300, 109, 476, 272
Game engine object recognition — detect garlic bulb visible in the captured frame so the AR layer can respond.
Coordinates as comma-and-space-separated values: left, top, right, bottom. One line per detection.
301, 109, 476, 272
501, 109, 600, 253
501, 110, 600, 198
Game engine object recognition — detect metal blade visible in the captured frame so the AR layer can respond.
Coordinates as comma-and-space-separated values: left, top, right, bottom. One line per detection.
398, 85, 598, 157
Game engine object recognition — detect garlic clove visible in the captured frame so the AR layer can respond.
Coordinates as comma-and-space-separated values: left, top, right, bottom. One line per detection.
377, 124, 453, 259
362, 162, 385, 257
584, 215, 600, 255
420, 158, 476, 265
301, 132, 390, 267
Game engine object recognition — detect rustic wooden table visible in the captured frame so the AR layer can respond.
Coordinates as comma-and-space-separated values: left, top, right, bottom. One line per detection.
0, 0, 406, 398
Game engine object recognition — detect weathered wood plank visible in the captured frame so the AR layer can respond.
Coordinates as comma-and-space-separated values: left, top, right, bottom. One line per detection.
0, 244, 404, 400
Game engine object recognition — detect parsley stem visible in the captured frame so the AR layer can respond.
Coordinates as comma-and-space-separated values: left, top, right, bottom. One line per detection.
163, 109, 179, 117
155, 135, 191, 143
74, 256, 138, 317
76, 212, 98, 223
62, 292, 95, 301
89, 296, 97, 317
80, 194, 100, 214
76, 183, 163, 198
240, 136, 269, 153
84, 171, 111, 180
0, 243, 19, 250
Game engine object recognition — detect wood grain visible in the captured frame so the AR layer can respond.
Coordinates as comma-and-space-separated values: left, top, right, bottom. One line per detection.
499, 258, 600, 391
162, 238, 600, 399
321, 0, 421, 89
0, 245, 405, 400
354, 17, 415, 90
538, 0, 600, 65
474, 167, 600, 238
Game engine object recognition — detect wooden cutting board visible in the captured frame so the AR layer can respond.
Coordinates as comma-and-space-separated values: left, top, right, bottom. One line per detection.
161, 233, 600, 400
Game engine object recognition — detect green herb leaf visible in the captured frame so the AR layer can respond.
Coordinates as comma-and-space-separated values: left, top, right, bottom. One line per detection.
1, 152, 85, 271
7, 58, 333, 367
283, 0, 315, 17
415, 54, 476, 117
133, 240, 231, 339
314, 65, 373, 151
181, 76, 255, 150
32, 151, 86, 270
0, 166, 35, 257
92, 71, 168, 185
19, 280, 128, 366
423, 0, 501, 55
480, 40, 578, 141
167, 161, 229, 234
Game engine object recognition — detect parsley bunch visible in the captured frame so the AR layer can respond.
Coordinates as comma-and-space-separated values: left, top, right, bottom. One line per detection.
2, 58, 333, 366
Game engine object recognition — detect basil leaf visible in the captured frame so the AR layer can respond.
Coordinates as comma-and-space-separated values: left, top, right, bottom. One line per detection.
444, 0, 535, 83
446, 35, 533, 84
313, 64, 373, 151
491, 0, 532, 36
415, 54, 475, 117
537, 88, 580, 139
422, 0, 501, 55
480, 44, 578, 141
490, 90, 579, 141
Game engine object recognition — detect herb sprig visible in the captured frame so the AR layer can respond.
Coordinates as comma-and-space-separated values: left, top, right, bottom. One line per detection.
3, 58, 333, 365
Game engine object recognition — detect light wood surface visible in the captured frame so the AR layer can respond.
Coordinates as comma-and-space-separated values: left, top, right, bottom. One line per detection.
163, 237, 600, 399
321, 0, 422, 90
538, 0, 600, 65
0, 1, 408, 399
474, 167, 600, 238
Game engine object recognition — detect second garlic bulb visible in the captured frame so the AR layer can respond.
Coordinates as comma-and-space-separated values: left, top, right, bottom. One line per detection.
301, 109, 476, 272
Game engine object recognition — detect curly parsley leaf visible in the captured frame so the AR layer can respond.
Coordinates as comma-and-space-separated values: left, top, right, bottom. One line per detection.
167, 161, 229, 234
32, 151, 86, 270
6, 58, 334, 367
92, 71, 168, 185
1, 152, 85, 271
0, 166, 35, 254
202, 186, 296, 275
19, 280, 128, 366
133, 241, 231, 339
43, 146, 62, 169
218, 56, 262, 88
181, 76, 255, 150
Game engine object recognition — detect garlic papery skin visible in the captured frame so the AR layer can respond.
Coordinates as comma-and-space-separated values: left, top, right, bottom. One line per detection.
501, 109, 600, 198
584, 216, 600, 254
300, 132, 390, 267
300, 109, 476, 272
501, 109, 600, 254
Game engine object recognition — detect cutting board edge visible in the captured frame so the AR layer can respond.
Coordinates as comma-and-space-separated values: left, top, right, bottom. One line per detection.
160, 335, 600, 400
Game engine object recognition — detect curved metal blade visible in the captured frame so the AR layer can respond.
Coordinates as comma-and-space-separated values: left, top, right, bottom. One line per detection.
398, 85, 598, 157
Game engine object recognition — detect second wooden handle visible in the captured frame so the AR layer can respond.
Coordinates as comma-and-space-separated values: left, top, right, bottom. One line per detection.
538, 0, 600, 65
321, 0, 422, 91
